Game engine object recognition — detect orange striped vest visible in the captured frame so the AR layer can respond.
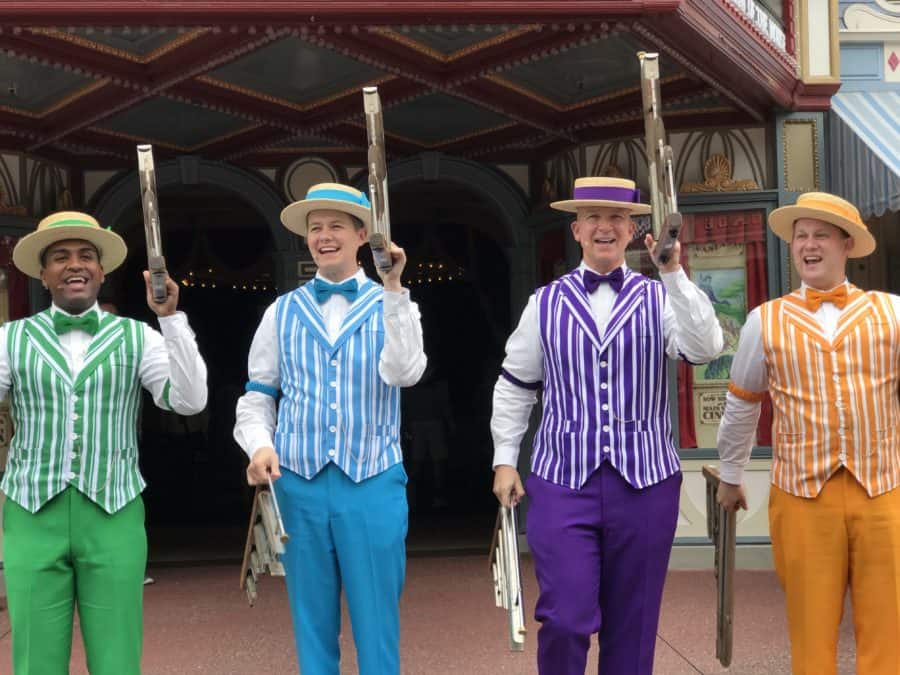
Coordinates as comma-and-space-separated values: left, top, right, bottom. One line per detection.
759, 286, 900, 498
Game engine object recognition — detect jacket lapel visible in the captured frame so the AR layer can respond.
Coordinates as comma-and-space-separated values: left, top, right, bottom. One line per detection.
559, 271, 603, 353
596, 270, 647, 353
290, 283, 333, 352
330, 280, 382, 354
23, 311, 72, 385
74, 314, 126, 388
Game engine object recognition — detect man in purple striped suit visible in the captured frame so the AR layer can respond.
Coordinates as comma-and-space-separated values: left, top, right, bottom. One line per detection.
491, 176, 723, 674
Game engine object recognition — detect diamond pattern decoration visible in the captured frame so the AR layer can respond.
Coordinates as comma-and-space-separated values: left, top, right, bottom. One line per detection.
889, 51, 899, 73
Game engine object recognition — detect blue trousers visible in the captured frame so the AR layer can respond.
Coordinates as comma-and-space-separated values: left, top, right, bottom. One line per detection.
274, 463, 408, 675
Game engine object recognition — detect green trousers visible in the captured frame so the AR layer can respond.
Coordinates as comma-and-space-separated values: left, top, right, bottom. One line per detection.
2, 487, 147, 675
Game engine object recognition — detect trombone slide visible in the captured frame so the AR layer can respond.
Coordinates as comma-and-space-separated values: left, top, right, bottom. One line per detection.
240, 483, 290, 606
702, 465, 737, 667
490, 504, 527, 652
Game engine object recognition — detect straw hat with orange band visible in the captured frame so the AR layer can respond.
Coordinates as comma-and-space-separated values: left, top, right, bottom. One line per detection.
768, 192, 876, 258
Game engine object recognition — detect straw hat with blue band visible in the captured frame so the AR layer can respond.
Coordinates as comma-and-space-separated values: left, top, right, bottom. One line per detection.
12, 210, 128, 279
280, 183, 373, 236
768, 191, 876, 258
550, 177, 652, 215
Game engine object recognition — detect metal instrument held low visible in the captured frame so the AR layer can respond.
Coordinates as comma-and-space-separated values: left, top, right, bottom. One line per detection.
702, 465, 737, 667
638, 52, 682, 266
363, 86, 394, 274
489, 503, 527, 652
239, 476, 289, 606
136, 145, 168, 304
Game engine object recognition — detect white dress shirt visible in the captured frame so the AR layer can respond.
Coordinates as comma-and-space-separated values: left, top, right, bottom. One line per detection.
491, 262, 724, 469
233, 269, 427, 458
716, 281, 900, 485
0, 302, 208, 415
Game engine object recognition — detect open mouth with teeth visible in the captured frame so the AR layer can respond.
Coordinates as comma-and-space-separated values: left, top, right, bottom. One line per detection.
802, 255, 823, 265
593, 237, 616, 245
317, 246, 340, 256
62, 276, 90, 291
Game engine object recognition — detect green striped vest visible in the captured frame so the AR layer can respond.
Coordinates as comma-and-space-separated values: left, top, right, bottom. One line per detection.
1, 310, 151, 514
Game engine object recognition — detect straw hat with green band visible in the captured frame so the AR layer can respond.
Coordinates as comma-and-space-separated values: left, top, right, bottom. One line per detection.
12, 211, 128, 279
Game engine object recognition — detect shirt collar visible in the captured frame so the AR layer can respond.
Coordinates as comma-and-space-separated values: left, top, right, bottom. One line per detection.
314, 268, 367, 286
578, 260, 629, 276
800, 279, 849, 295
50, 301, 101, 318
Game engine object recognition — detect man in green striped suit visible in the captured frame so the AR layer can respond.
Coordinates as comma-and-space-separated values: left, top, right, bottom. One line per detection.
0, 211, 208, 674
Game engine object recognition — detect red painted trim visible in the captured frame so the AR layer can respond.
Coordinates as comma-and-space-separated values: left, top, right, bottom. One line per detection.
792, 80, 842, 111
0, 2, 684, 24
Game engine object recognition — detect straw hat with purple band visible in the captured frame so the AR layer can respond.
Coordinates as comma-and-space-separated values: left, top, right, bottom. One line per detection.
280, 182, 373, 237
550, 177, 652, 215
768, 191, 876, 258
12, 210, 128, 279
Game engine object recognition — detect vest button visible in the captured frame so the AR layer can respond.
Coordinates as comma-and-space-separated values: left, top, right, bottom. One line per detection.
601, 404, 609, 411
330, 403, 337, 410
331, 359, 338, 367
329, 426, 337, 433
602, 425, 610, 432
600, 383, 608, 390
328, 449, 336, 457
603, 446, 611, 453
600, 361, 608, 368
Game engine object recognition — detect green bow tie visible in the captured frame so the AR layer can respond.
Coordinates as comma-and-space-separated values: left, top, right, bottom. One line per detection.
53, 311, 99, 336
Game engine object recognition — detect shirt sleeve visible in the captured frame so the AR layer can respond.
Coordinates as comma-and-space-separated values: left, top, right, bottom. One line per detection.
234, 302, 279, 459
0, 324, 10, 402
490, 295, 543, 469
716, 308, 768, 485
660, 267, 725, 363
140, 312, 208, 415
378, 289, 427, 387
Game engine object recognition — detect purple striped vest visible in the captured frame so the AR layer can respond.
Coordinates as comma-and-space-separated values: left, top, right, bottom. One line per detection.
532, 268, 680, 489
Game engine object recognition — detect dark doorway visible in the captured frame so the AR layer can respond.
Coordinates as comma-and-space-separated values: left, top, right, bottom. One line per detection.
368, 180, 513, 543
101, 184, 275, 555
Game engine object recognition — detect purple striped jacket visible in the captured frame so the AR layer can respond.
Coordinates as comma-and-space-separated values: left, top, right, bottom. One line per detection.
531, 268, 680, 489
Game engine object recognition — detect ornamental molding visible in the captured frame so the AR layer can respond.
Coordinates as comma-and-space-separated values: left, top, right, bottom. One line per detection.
844, 4, 900, 32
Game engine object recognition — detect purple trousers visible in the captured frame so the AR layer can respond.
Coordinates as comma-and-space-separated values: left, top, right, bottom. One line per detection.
526, 463, 681, 675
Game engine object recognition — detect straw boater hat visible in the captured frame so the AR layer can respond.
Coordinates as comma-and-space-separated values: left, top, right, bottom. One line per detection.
12, 211, 128, 279
768, 191, 876, 258
280, 183, 373, 236
550, 177, 652, 215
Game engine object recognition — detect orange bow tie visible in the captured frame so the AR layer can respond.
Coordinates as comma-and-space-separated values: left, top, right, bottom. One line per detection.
805, 286, 848, 312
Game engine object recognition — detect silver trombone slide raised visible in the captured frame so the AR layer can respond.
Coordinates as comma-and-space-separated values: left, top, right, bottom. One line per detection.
136, 144, 168, 304
638, 52, 682, 266
362, 86, 393, 274
702, 465, 737, 667
489, 504, 527, 652
239, 475, 289, 606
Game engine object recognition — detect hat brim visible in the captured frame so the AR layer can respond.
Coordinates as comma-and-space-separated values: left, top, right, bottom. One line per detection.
550, 199, 652, 216
12, 226, 128, 279
768, 205, 876, 258
280, 198, 372, 237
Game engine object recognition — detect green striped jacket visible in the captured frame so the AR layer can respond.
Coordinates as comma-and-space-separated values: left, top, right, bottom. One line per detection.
1, 310, 157, 514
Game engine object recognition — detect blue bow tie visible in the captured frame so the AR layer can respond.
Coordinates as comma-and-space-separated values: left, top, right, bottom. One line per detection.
583, 268, 624, 294
313, 278, 359, 304
53, 311, 99, 336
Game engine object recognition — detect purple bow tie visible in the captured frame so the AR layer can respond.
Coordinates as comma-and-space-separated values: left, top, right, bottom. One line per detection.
583, 268, 624, 294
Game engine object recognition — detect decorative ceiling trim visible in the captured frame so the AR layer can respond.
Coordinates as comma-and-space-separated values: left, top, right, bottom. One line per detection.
485, 72, 688, 112
86, 121, 264, 153
27, 26, 210, 63
0, 79, 110, 119
370, 24, 541, 62
196, 73, 397, 112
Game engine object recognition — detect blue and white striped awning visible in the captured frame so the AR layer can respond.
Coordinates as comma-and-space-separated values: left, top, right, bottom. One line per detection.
829, 90, 900, 219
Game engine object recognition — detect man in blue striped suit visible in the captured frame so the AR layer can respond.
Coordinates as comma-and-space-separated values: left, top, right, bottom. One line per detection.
234, 183, 426, 675
491, 177, 723, 674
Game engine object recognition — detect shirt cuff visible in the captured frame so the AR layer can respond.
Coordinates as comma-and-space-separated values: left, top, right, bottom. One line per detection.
659, 266, 690, 295
245, 432, 276, 459
383, 288, 411, 314
158, 311, 193, 338
718, 461, 745, 486
492, 445, 520, 470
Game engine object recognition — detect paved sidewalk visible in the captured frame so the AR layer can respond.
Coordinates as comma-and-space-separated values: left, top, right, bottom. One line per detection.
0, 556, 857, 674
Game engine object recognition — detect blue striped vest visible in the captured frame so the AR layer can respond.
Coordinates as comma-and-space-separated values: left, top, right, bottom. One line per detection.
274, 279, 402, 482
532, 268, 680, 489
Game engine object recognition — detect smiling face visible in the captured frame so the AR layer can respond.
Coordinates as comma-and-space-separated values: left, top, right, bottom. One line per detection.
39, 239, 105, 313
306, 209, 367, 282
791, 218, 853, 291
571, 206, 636, 273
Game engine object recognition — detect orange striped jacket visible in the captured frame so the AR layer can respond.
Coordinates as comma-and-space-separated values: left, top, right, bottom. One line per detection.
754, 286, 900, 498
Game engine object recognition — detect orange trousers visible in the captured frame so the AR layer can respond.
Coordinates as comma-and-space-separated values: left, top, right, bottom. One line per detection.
769, 468, 900, 675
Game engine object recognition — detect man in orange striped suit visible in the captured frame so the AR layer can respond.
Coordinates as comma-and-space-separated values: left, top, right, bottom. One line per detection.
716, 192, 900, 675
